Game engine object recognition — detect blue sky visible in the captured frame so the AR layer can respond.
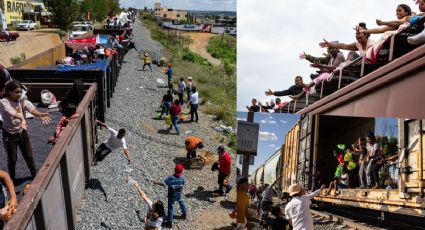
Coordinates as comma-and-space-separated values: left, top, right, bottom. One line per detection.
237, 114, 399, 175
237, 112, 300, 174
120, 0, 236, 11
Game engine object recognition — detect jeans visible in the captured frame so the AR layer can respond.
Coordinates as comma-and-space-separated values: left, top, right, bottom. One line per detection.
160, 102, 171, 118
3, 130, 36, 181
94, 143, 112, 162
190, 104, 199, 122
366, 160, 382, 187
143, 63, 152, 71
178, 93, 184, 105
169, 115, 179, 134
359, 162, 367, 187
218, 173, 232, 194
187, 150, 196, 160
167, 195, 187, 224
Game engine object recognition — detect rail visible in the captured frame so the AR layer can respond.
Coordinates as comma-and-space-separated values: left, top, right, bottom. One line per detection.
5, 83, 98, 230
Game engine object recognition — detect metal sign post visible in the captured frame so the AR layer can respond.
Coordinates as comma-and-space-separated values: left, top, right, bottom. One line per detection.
237, 112, 259, 178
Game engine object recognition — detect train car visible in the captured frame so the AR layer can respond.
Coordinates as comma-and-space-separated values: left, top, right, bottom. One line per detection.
263, 149, 282, 186
313, 119, 425, 217
255, 164, 265, 188
280, 122, 300, 192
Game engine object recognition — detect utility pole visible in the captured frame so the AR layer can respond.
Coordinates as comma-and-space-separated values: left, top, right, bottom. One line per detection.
237, 112, 259, 179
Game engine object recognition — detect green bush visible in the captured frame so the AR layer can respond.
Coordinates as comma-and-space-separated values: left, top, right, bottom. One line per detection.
206, 35, 236, 64
10, 53, 26, 65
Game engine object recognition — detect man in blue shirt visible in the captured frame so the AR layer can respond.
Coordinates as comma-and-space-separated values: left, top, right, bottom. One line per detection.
153, 164, 187, 228
166, 64, 173, 88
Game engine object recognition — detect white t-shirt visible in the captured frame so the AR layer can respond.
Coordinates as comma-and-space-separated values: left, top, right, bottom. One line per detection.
190, 92, 199, 105
103, 127, 127, 151
285, 189, 321, 230
146, 199, 163, 230
340, 173, 349, 186
366, 143, 381, 160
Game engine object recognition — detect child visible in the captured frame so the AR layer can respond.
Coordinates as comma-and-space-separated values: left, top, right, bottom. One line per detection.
142, 53, 153, 71
290, 51, 360, 100
145, 212, 159, 230
48, 104, 79, 145
271, 206, 291, 230
327, 168, 349, 195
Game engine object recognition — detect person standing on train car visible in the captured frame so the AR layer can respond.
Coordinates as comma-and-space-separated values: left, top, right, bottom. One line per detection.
285, 184, 326, 230
0, 80, 52, 183
365, 131, 383, 189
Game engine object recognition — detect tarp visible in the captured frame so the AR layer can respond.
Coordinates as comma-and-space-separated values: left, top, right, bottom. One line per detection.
56, 59, 108, 73
65, 35, 110, 50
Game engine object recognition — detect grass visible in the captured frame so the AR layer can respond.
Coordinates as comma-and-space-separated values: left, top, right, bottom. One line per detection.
141, 12, 236, 127
206, 35, 236, 64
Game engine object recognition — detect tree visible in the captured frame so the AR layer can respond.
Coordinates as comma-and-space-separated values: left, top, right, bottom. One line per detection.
80, 0, 120, 22
43, 0, 80, 30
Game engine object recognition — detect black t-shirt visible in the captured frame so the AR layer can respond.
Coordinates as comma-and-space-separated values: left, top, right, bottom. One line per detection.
272, 217, 291, 230
163, 93, 173, 103
250, 105, 260, 112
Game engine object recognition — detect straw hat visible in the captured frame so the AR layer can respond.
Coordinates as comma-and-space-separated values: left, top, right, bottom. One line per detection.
288, 183, 302, 196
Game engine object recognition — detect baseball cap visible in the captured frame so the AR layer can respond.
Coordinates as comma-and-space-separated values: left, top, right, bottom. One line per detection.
175, 164, 184, 177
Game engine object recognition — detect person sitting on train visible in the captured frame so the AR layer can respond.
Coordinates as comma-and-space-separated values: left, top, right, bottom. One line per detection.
246, 99, 260, 112
408, 0, 425, 45
326, 168, 349, 195
264, 76, 304, 98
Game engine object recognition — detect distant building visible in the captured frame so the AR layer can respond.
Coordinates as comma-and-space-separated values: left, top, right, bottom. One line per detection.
0, 0, 45, 26
154, 2, 187, 21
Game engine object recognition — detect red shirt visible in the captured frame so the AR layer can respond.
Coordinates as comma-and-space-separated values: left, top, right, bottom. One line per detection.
170, 104, 181, 116
219, 151, 232, 174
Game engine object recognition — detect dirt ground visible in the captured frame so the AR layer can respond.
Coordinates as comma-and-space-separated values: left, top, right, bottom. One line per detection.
186, 32, 221, 66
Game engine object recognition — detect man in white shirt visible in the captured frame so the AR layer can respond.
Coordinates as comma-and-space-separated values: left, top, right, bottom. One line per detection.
188, 87, 199, 122
285, 184, 325, 230
177, 78, 186, 105
92, 120, 130, 165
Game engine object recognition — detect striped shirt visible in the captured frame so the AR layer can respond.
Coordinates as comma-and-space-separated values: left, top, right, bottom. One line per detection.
163, 175, 185, 198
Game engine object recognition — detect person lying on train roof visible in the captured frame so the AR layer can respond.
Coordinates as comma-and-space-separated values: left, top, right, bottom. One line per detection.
92, 120, 131, 165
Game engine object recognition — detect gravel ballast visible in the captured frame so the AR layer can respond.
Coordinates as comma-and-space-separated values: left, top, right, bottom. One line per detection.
75, 16, 236, 229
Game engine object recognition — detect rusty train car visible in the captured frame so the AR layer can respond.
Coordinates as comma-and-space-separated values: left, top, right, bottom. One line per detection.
253, 115, 425, 218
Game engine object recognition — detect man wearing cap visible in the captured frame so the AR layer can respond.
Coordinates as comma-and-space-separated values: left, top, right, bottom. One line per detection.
142, 53, 153, 71
285, 184, 326, 230
152, 164, 187, 228
185, 135, 203, 161
215, 145, 232, 196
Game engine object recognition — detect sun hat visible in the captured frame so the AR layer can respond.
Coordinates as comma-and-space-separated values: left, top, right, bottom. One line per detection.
288, 183, 302, 196
175, 163, 184, 177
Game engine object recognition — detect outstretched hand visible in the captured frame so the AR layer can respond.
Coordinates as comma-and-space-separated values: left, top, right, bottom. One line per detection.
265, 88, 274, 96
299, 52, 308, 60
39, 113, 51, 125
376, 19, 383, 26
319, 39, 330, 48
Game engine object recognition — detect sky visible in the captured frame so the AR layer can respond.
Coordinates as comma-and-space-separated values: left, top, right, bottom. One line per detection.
236, 112, 300, 174
119, 0, 236, 11
237, 0, 420, 111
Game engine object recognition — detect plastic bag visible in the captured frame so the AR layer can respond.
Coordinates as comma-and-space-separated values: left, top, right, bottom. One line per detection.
335, 165, 343, 177
165, 114, 172, 126
347, 161, 357, 171
41, 89, 57, 106
344, 152, 353, 162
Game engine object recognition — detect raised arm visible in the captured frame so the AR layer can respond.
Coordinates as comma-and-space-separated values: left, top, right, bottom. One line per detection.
305, 184, 326, 199
289, 91, 306, 101
320, 39, 358, 51
29, 108, 51, 125
96, 119, 109, 129
151, 179, 166, 187
134, 181, 149, 203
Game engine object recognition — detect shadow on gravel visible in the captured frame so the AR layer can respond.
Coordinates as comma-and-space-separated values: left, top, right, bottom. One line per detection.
86, 178, 108, 202
220, 200, 235, 210
185, 186, 217, 203
214, 226, 234, 230
135, 210, 145, 223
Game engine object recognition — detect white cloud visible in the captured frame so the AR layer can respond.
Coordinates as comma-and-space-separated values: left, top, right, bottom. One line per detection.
267, 144, 276, 147
237, 117, 247, 121
259, 131, 278, 141
260, 120, 266, 124
280, 120, 287, 124
237, 0, 412, 111
269, 120, 277, 124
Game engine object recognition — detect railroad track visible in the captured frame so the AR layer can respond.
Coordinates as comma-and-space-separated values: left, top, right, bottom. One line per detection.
311, 205, 425, 230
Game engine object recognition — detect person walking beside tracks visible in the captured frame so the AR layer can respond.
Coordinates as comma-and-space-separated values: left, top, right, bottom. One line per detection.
169, 99, 181, 135
215, 145, 232, 196
0, 80, 51, 182
159, 90, 173, 120
142, 53, 153, 71
260, 176, 282, 227
152, 164, 187, 228
92, 120, 131, 165
248, 183, 257, 201
188, 87, 199, 122
185, 135, 203, 161
177, 78, 186, 105
235, 177, 249, 230
165, 64, 173, 88
285, 184, 326, 230
186, 77, 195, 101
